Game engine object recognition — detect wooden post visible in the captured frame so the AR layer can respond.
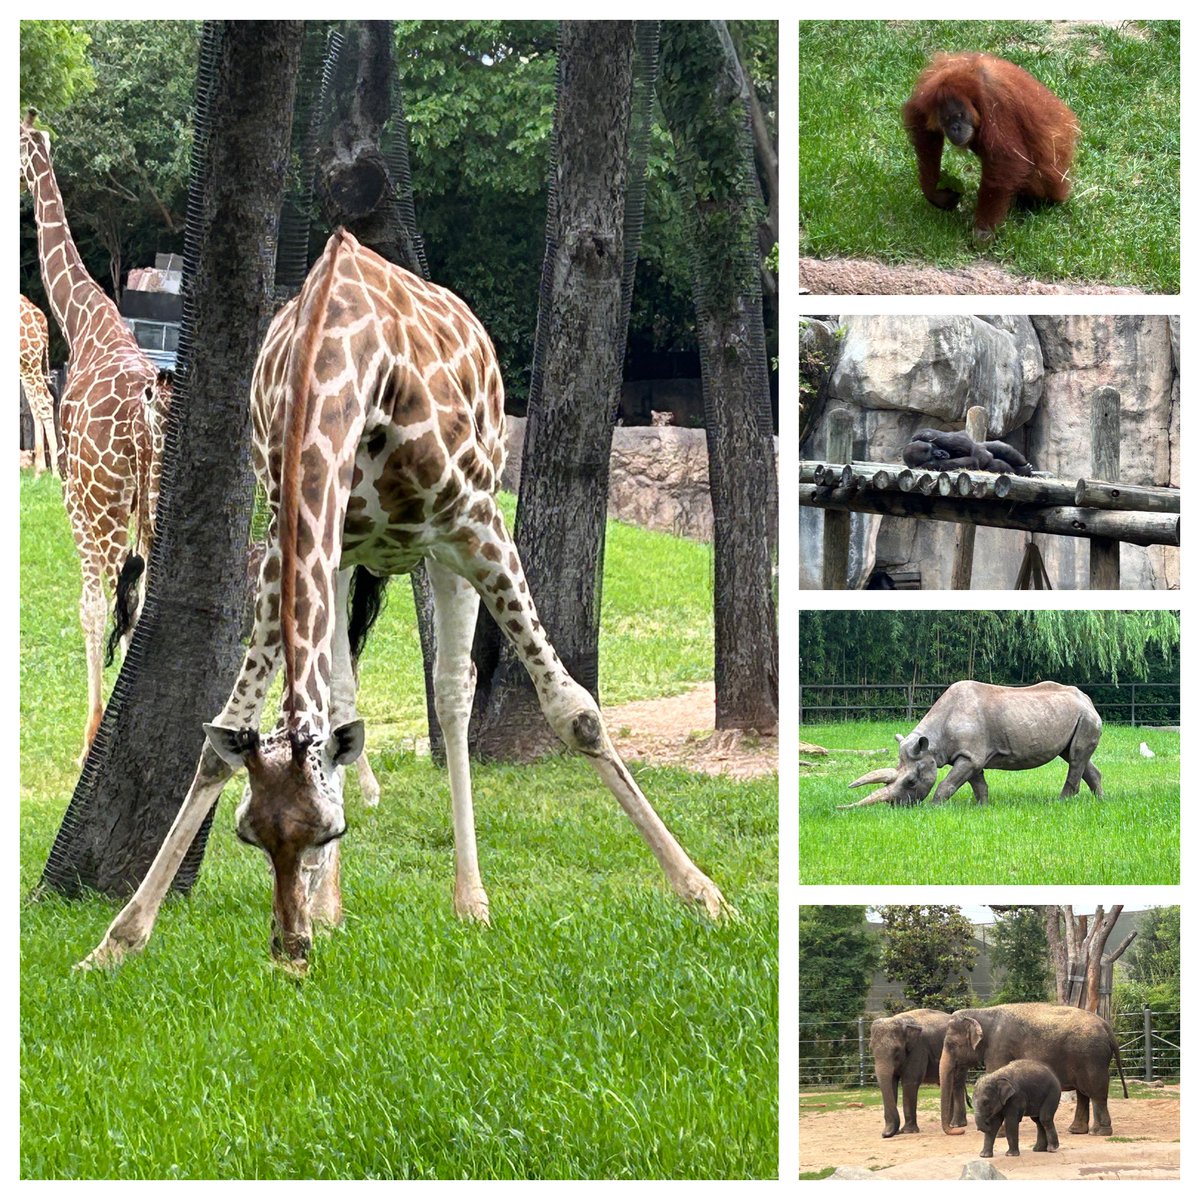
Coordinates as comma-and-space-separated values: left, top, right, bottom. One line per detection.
951, 406, 987, 589
822, 408, 853, 589
1090, 387, 1121, 589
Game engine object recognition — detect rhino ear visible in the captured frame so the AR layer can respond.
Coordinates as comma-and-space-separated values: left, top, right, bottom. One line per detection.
914, 734, 930, 755
894, 732, 904, 744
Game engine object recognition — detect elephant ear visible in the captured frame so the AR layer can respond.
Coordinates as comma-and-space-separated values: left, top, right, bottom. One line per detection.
902, 1021, 923, 1047
966, 1017, 984, 1050
996, 1077, 1017, 1107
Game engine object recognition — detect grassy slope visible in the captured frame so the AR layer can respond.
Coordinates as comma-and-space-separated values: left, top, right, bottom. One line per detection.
798, 20, 1180, 292
799, 721, 1178, 885
20, 473, 777, 1180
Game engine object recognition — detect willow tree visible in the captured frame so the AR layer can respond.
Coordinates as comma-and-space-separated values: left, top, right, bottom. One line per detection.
41, 21, 305, 896
659, 20, 777, 733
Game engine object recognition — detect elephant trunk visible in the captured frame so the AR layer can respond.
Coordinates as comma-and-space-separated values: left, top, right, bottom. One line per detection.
877, 1066, 900, 1138
939, 1048, 966, 1135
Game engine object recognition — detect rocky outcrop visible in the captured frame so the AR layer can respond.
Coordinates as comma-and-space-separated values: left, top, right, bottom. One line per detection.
801, 315, 1178, 590
504, 416, 722, 541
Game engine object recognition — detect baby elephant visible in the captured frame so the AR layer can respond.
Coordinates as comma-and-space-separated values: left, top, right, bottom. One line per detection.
974, 1059, 1061, 1157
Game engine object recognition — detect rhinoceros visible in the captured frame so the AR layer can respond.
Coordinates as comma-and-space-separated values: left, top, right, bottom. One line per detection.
839, 681, 1103, 809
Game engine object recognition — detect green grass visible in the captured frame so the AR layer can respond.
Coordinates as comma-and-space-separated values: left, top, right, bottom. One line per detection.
799, 20, 1180, 292
799, 721, 1178, 884
20, 471, 777, 1179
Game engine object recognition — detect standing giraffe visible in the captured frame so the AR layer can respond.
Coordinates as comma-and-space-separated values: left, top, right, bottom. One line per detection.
19, 293, 60, 477
20, 113, 168, 759
81, 229, 726, 970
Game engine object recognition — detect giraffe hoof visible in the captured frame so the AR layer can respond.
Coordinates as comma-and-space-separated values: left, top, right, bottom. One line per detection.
676, 872, 735, 921
454, 887, 491, 925
74, 936, 130, 971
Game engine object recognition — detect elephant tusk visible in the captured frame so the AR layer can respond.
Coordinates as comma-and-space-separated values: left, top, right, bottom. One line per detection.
848, 767, 899, 789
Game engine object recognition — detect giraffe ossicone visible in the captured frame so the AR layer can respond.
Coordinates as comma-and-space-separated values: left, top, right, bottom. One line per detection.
79, 229, 727, 972
20, 112, 169, 760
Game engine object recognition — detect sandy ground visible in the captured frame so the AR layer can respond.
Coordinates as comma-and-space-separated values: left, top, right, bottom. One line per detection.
606, 682, 778, 779
801, 1090, 1180, 1180
798, 256, 1145, 297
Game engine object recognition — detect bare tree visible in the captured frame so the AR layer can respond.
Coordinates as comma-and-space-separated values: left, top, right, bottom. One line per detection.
1044, 905, 1137, 1020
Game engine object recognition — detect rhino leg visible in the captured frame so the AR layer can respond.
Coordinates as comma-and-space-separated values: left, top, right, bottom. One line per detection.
968, 772, 989, 805
1082, 762, 1103, 799
928, 757, 978, 805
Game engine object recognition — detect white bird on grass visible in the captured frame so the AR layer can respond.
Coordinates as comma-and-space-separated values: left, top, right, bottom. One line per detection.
1140, 742, 1155, 759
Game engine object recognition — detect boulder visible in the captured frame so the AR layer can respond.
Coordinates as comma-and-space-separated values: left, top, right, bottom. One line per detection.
960, 1160, 1007, 1180
828, 1166, 878, 1180
827, 314, 1041, 435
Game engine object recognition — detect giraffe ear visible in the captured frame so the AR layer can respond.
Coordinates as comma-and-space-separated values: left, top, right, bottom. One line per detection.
327, 720, 365, 767
204, 723, 259, 767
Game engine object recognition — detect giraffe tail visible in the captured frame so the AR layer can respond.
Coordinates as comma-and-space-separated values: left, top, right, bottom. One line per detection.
105, 554, 146, 666
278, 227, 351, 720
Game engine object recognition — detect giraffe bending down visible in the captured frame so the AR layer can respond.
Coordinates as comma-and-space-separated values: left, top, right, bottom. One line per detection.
81, 229, 726, 970
20, 114, 169, 759
19, 293, 60, 477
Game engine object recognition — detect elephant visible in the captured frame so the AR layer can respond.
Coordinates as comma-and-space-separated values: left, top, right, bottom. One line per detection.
840, 681, 1103, 809
974, 1059, 1061, 1157
939, 1003, 1127, 1137
870, 1009, 967, 1137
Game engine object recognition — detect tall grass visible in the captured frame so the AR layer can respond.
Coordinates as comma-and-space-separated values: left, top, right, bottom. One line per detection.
20, 472, 777, 1179
799, 721, 1177, 884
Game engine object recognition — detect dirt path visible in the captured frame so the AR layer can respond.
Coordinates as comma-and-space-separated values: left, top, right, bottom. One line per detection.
801, 1092, 1179, 1180
798, 256, 1144, 296
605, 682, 777, 779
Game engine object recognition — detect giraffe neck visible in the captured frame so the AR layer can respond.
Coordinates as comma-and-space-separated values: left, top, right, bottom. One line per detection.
22, 136, 108, 353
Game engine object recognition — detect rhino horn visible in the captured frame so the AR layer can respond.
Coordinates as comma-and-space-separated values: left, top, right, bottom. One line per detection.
837, 784, 898, 810
849, 767, 899, 789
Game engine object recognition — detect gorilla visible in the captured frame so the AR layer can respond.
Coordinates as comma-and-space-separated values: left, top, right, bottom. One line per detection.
901, 428, 1033, 475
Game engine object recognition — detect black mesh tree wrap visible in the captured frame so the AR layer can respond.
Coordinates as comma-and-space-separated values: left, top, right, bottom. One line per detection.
39, 22, 306, 897
40, 23, 226, 895
470, 21, 657, 748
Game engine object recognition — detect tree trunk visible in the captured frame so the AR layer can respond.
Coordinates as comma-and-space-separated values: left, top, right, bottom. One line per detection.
1044, 905, 1136, 1019
472, 20, 636, 760
659, 20, 778, 732
39, 21, 304, 896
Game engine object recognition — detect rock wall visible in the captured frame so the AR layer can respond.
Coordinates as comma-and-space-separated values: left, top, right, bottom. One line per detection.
504, 416, 718, 541
800, 315, 1179, 590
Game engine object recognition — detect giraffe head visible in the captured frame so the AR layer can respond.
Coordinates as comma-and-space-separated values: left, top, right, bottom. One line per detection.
204, 720, 364, 965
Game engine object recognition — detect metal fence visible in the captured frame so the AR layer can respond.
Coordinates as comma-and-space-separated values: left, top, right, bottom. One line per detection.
798, 682, 1180, 727
799, 1008, 1180, 1089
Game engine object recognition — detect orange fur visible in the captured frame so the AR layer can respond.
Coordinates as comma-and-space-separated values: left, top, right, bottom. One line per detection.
902, 52, 1079, 235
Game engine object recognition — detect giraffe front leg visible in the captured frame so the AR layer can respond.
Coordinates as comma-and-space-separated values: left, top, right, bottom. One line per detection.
77, 571, 107, 767
32, 411, 46, 479
427, 558, 489, 923
76, 743, 235, 969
